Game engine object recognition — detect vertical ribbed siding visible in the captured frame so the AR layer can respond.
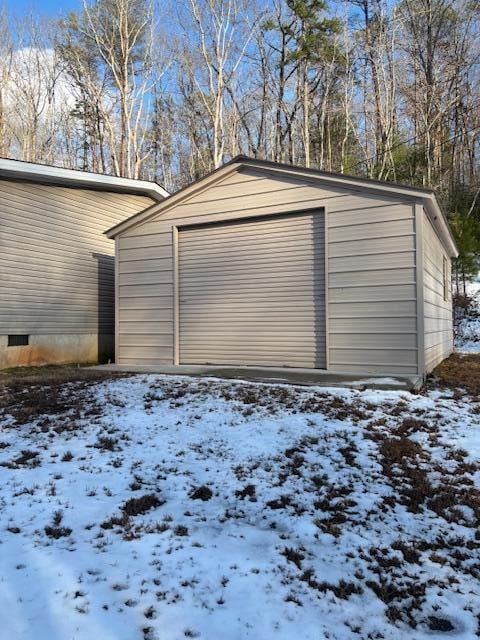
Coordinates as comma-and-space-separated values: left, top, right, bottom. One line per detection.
178, 212, 325, 368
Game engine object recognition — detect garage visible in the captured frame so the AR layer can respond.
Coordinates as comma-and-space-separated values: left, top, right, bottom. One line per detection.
106, 156, 458, 377
178, 211, 326, 367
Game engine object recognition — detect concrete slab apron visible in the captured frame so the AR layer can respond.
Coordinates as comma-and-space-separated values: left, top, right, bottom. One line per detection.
90, 363, 421, 391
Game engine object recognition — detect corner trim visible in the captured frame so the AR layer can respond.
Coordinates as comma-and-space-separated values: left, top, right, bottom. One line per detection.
324, 207, 330, 370
414, 204, 426, 376
114, 238, 120, 364
173, 226, 180, 365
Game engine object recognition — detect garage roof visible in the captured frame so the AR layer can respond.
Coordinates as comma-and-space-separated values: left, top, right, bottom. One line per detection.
0, 157, 169, 201
105, 156, 458, 257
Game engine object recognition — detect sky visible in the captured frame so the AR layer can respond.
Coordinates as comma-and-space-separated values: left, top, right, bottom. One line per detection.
3, 0, 81, 17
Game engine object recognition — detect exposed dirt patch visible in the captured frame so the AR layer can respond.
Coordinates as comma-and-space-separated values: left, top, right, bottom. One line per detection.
93, 436, 121, 452
235, 484, 256, 501
0, 365, 127, 428
361, 408, 480, 628
101, 494, 165, 534
122, 494, 164, 517
300, 570, 363, 599
189, 485, 213, 501
1, 449, 40, 469
146, 378, 376, 424
432, 353, 480, 397
427, 615, 455, 632
44, 510, 72, 539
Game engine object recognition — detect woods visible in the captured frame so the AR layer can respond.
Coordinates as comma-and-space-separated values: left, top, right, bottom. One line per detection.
0, 0, 479, 284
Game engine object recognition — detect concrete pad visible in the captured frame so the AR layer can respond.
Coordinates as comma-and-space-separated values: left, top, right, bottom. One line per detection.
90, 363, 422, 391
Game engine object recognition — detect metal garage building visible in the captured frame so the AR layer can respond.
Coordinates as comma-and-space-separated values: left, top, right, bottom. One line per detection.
106, 156, 458, 377
0, 159, 167, 368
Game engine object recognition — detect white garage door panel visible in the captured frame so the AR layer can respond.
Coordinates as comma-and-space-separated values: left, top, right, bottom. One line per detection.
178, 211, 326, 368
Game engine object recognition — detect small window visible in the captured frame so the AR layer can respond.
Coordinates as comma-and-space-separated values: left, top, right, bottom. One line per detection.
443, 257, 449, 301
8, 335, 29, 347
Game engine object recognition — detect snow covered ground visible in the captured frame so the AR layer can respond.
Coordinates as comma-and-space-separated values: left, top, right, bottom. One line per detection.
455, 281, 480, 353
0, 374, 479, 640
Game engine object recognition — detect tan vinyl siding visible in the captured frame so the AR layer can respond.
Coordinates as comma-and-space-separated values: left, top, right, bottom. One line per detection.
0, 178, 153, 335
116, 166, 420, 372
178, 212, 325, 368
125, 169, 402, 237
327, 202, 418, 373
423, 210, 453, 372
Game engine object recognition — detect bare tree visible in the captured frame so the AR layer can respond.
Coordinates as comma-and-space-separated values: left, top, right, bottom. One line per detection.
7, 16, 66, 163
0, 10, 14, 157
182, 0, 258, 168
58, 0, 168, 178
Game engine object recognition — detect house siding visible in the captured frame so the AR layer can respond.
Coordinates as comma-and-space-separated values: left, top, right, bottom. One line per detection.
422, 209, 454, 372
116, 166, 420, 374
0, 178, 154, 366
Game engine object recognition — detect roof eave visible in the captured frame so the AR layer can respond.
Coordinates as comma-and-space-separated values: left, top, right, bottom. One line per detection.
0, 158, 169, 201
105, 158, 458, 259
235, 156, 438, 198
423, 194, 459, 258
105, 162, 239, 238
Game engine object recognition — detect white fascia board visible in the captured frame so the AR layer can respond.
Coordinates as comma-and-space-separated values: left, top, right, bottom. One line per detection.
0, 158, 169, 201
423, 195, 459, 258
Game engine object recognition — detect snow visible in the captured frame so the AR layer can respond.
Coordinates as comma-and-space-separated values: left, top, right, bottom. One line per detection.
455, 280, 480, 353
349, 377, 407, 387
0, 374, 479, 640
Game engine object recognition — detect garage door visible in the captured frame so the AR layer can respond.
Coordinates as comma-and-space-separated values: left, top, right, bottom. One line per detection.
178, 211, 326, 368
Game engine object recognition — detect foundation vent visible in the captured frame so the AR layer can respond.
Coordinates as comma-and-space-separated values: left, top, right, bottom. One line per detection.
8, 335, 29, 347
